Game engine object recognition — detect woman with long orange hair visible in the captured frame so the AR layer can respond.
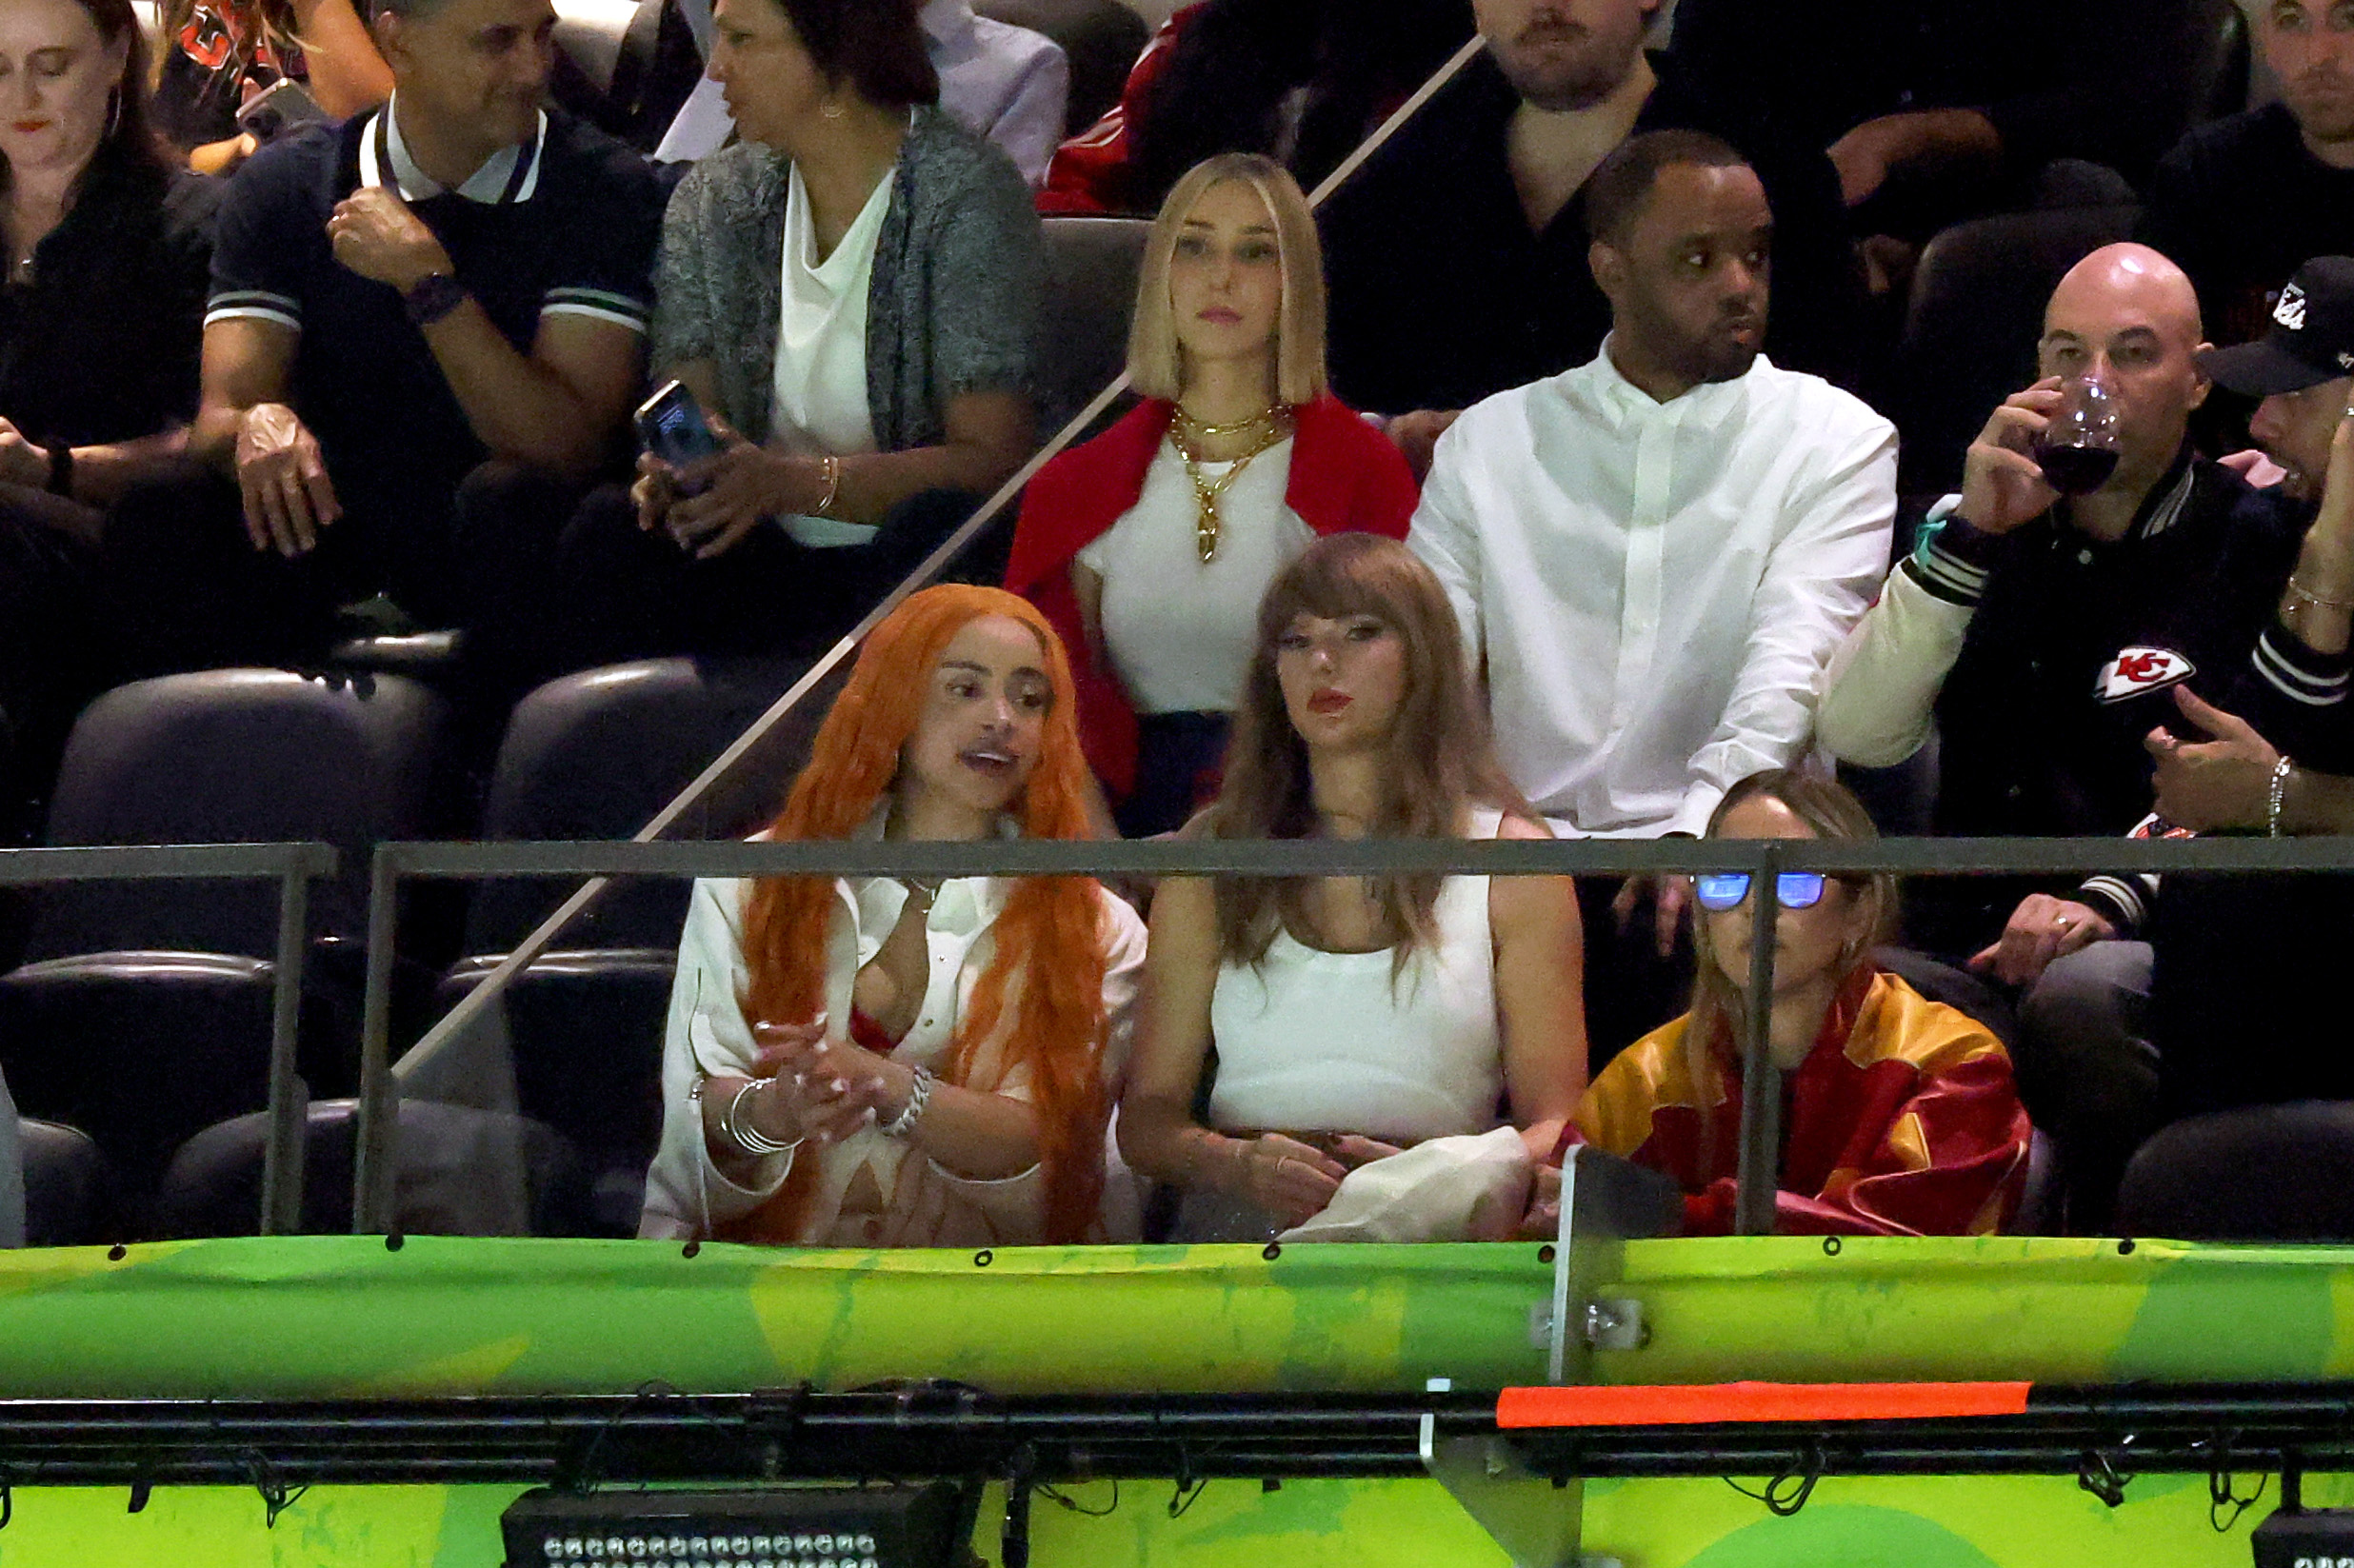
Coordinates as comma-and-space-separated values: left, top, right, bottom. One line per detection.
639, 585, 1147, 1246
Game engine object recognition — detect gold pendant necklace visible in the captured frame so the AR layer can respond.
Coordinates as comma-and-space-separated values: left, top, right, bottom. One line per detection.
1169, 406, 1292, 564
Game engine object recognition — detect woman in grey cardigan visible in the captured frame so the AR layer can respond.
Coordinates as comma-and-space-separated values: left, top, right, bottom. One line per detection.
567, 0, 1045, 658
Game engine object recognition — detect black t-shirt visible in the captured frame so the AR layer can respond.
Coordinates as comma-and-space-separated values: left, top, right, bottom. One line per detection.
2141, 103, 2354, 348
0, 148, 217, 449
207, 108, 664, 542
1316, 50, 1865, 416
1666, 0, 2210, 192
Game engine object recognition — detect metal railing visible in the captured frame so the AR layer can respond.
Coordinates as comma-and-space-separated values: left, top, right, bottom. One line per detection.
0, 843, 337, 1234
389, 32, 1493, 1133
355, 831, 2354, 1238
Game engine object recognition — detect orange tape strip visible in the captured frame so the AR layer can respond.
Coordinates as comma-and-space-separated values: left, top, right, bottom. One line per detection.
1496, 1381, 2034, 1428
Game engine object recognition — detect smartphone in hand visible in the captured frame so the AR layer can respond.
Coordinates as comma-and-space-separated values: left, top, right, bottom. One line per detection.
633, 379, 724, 473
237, 78, 326, 141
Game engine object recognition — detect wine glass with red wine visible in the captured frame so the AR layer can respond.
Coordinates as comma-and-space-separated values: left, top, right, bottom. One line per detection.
2033, 376, 2123, 495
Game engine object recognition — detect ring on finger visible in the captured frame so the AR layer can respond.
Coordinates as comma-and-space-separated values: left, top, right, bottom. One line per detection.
1274, 1156, 1297, 1178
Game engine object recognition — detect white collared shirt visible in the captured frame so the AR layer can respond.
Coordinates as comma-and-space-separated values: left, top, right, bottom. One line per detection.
1408, 347, 1897, 838
363, 93, 547, 204
653, 0, 1068, 184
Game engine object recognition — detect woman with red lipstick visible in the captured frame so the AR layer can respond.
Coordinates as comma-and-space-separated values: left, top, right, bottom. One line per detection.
0, 0, 217, 823
640, 584, 1149, 1246
1006, 152, 1417, 839
1118, 534, 1587, 1241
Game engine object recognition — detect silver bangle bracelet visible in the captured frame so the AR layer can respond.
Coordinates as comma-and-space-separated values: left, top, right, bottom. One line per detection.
723, 1076, 800, 1157
880, 1063, 934, 1140
2269, 754, 2296, 840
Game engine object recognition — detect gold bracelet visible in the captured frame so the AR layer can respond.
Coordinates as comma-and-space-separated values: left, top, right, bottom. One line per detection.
813, 454, 843, 518
2287, 575, 2354, 612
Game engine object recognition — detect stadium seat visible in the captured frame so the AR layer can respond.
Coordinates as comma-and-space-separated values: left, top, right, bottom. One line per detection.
436, 655, 841, 1234
26, 670, 454, 957
154, 1098, 590, 1239
977, 0, 1150, 135
2117, 1102, 2354, 1241
20, 1118, 117, 1247
0, 672, 458, 1200
464, 656, 834, 953
1038, 217, 1151, 436
1888, 204, 2142, 496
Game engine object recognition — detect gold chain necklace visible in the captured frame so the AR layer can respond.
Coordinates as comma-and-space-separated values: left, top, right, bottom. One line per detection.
1169, 406, 1293, 564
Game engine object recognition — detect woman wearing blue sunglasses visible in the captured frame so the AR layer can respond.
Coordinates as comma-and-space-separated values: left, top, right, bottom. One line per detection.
1566, 770, 2032, 1236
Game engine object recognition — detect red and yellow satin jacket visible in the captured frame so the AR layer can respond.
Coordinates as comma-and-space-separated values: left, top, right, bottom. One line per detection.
1570, 968, 2031, 1237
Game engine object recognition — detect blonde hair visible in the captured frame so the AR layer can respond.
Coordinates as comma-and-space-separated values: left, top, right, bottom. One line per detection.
1127, 152, 1328, 407
1684, 771, 1897, 1146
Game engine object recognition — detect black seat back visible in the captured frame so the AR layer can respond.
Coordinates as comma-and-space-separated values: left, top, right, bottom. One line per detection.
2119, 1102, 2354, 1241
466, 655, 840, 956
154, 1099, 589, 1238
31, 670, 453, 959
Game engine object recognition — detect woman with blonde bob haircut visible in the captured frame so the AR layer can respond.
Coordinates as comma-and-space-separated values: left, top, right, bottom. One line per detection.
1121, 534, 1588, 1241
1007, 153, 1417, 839
1567, 770, 2032, 1238
640, 584, 1148, 1246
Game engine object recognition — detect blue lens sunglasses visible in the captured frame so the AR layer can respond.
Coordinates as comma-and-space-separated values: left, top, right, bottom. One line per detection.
1692, 871, 1829, 912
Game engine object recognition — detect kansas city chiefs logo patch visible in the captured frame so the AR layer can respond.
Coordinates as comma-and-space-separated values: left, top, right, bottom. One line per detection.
2095, 646, 2194, 702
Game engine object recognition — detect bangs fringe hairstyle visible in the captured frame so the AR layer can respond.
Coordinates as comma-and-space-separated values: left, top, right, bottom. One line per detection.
1210, 534, 1528, 976
1127, 152, 1327, 407
1684, 770, 1896, 1149
735, 586, 1109, 1243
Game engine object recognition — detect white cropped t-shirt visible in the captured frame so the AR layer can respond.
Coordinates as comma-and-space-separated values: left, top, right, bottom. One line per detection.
1075, 437, 1310, 715
1206, 808, 1506, 1141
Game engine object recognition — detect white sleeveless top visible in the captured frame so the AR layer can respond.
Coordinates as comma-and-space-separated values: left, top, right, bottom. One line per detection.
1207, 808, 1506, 1141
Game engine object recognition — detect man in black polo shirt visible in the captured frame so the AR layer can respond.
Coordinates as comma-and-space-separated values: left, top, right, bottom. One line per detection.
106, 0, 663, 679
1314, 0, 1863, 467
1814, 242, 2313, 1224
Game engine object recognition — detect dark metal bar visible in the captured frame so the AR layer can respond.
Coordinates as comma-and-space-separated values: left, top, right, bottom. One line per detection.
0, 1385, 2337, 1489
372, 834, 2354, 883
351, 844, 403, 1234
259, 867, 311, 1236
1733, 844, 1783, 1236
0, 843, 336, 883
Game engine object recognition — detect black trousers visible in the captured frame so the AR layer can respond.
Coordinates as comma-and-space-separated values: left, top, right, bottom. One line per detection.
1576, 874, 1698, 1072
100, 462, 587, 675
535, 485, 992, 677
0, 483, 108, 831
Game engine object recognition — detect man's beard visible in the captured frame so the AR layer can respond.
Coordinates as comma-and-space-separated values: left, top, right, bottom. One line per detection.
1489, 23, 1640, 112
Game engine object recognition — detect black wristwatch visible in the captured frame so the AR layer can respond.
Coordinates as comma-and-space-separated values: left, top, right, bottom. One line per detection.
45, 441, 71, 499
402, 271, 469, 327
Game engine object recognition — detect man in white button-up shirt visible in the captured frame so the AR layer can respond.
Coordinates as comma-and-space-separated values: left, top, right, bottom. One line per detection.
1409, 129, 1896, 1050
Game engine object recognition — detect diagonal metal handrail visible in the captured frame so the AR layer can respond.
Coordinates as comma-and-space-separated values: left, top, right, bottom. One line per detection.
0, 842, 336, 1235
384, 31, 1489, 1098
355, 832, 2354, 1234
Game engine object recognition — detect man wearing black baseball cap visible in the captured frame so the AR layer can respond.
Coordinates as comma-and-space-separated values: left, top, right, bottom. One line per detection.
2129, 256, 2354, 1138
2201, 254, 2354, 503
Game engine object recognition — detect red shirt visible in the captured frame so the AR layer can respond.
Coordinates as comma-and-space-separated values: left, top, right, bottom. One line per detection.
1004, 394, 1417, 799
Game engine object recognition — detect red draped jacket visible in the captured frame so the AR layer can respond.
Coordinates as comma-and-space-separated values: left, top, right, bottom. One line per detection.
1003, 394, 1417, 800
1568, 968, 2032, 1237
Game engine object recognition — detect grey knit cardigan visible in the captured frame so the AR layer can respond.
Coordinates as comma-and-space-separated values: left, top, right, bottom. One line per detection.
648, 106, 1045, 450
